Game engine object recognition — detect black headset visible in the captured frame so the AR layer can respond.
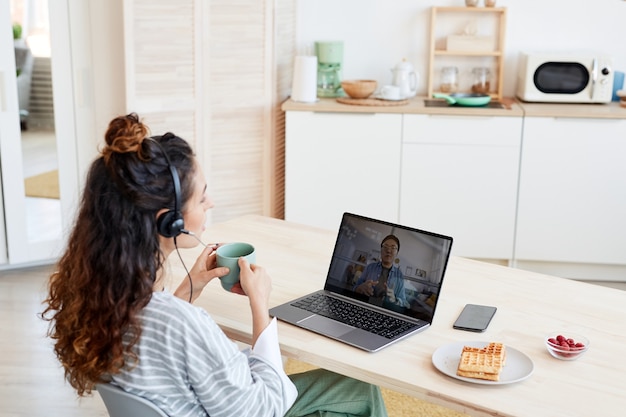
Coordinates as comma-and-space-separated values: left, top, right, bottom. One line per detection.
154, 137, 185, 238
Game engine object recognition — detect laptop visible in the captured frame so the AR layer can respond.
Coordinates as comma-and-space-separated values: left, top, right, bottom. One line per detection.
270, 212, 453, 352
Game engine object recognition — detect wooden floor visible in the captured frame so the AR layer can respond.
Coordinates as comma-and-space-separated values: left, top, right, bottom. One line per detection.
21, 129, 58, 178
0, 265, 108, 417
1, 264, 625, 417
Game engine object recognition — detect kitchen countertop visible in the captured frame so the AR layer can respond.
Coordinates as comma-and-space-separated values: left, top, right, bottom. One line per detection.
517, 100, 626, 119
282, 96, 626, 119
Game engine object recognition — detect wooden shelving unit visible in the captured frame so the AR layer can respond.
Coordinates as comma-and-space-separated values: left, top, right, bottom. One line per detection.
428, 6, 507, 100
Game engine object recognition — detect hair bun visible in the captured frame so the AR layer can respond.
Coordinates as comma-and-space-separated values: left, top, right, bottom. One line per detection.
102, 113, 150, 162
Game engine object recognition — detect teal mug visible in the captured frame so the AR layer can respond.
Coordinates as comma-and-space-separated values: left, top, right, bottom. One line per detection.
216, 242, 256, 291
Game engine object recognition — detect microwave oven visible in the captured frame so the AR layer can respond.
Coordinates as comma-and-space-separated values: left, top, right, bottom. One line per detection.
516, 52, 614, 103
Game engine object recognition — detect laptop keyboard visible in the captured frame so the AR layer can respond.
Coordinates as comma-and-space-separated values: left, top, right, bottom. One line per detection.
291, 293, 418, 339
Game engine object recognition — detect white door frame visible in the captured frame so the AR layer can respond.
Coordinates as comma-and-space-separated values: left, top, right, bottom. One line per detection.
0, 0, 82, 267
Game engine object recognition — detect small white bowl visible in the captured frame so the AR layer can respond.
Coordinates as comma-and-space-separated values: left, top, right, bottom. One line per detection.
545, 332, 589, 361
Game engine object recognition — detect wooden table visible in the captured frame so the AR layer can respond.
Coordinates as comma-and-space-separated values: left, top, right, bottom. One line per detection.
175, 215, 626, 417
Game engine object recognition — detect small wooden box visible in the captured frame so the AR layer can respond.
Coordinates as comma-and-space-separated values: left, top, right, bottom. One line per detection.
447, 35, 496, 52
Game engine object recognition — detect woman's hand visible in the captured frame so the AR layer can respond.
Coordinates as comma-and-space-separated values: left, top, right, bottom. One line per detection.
237, 258, 271, 306
237, 258, 272, 346
174, 244, 229, 303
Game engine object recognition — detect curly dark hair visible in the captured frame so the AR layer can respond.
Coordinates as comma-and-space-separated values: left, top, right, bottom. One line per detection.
41, 113, 195, 396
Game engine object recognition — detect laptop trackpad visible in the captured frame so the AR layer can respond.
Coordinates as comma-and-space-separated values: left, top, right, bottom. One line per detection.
298, 315, 353, 338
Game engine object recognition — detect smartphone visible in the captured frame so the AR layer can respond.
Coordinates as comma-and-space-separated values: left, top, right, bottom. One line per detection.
453, 304, 497, 332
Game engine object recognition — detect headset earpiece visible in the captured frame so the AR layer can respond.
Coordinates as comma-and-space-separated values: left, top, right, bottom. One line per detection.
153, 137, 184, 238
157, 209, 184, 238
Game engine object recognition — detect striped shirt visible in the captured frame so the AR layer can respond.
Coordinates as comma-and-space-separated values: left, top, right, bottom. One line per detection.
110, 291, 297, 416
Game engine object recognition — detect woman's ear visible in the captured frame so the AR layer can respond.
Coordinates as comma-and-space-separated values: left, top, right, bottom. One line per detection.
155, 208, 169, 220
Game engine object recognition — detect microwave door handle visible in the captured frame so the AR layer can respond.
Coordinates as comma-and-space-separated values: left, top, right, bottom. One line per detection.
589, 58, 598, 100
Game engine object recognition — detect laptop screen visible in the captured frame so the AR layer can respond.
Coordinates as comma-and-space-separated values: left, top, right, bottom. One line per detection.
324, 213, 453, 323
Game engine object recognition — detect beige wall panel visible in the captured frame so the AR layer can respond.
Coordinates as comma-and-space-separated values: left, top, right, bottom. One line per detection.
206, 0, 267, 222
125, 0, 296, 223
125, 0, 197, 149
141, 111, 196, 144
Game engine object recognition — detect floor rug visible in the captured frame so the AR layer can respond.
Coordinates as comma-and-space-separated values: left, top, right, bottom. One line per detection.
284, 358, 469, 417
24, 170, 59, 199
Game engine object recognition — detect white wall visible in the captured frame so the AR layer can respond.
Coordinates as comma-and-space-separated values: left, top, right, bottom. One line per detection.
296, 0, 626, 97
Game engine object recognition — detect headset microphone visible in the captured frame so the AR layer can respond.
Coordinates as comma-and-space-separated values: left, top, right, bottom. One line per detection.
181, 229, 212, 249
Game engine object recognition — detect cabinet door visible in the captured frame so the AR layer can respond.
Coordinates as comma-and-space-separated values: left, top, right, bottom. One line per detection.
516, 117, 626, 265
399, 114, 522, 259
285, 111, 402, 230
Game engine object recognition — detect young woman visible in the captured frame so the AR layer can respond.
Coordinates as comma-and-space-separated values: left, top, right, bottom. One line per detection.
42, 113, 388, 417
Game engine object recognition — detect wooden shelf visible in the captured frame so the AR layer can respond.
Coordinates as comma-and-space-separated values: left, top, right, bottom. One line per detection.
433, 50, 503, 57
428, 6, 507, 100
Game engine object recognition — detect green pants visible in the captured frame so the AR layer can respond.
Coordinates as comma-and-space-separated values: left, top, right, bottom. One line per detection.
285, 369, 388, 417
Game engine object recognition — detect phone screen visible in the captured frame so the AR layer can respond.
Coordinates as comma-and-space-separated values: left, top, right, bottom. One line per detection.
453, 304, 497, 332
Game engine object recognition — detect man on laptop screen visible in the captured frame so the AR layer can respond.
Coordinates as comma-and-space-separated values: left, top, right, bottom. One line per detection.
352, 234, 408, 312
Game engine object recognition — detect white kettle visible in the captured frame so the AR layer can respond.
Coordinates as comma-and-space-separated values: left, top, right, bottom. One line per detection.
390, 59, 418, 98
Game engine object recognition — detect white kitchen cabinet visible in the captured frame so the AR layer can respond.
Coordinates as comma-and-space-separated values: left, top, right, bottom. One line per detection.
516, 117, 626, 268
284, 111, 402, 231
399, 114, 522, 260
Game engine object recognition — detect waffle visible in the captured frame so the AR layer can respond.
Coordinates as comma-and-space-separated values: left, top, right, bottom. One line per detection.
456, 342, 506, 381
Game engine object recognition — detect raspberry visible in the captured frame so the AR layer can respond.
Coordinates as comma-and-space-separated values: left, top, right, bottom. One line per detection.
548, 334, 586, 358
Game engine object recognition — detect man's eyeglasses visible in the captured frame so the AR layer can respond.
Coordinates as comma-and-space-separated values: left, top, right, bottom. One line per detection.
382, 244, 398, 251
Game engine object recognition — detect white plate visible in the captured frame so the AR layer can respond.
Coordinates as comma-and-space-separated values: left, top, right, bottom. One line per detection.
432, 341, 534, 385
373, 94, 408, 101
